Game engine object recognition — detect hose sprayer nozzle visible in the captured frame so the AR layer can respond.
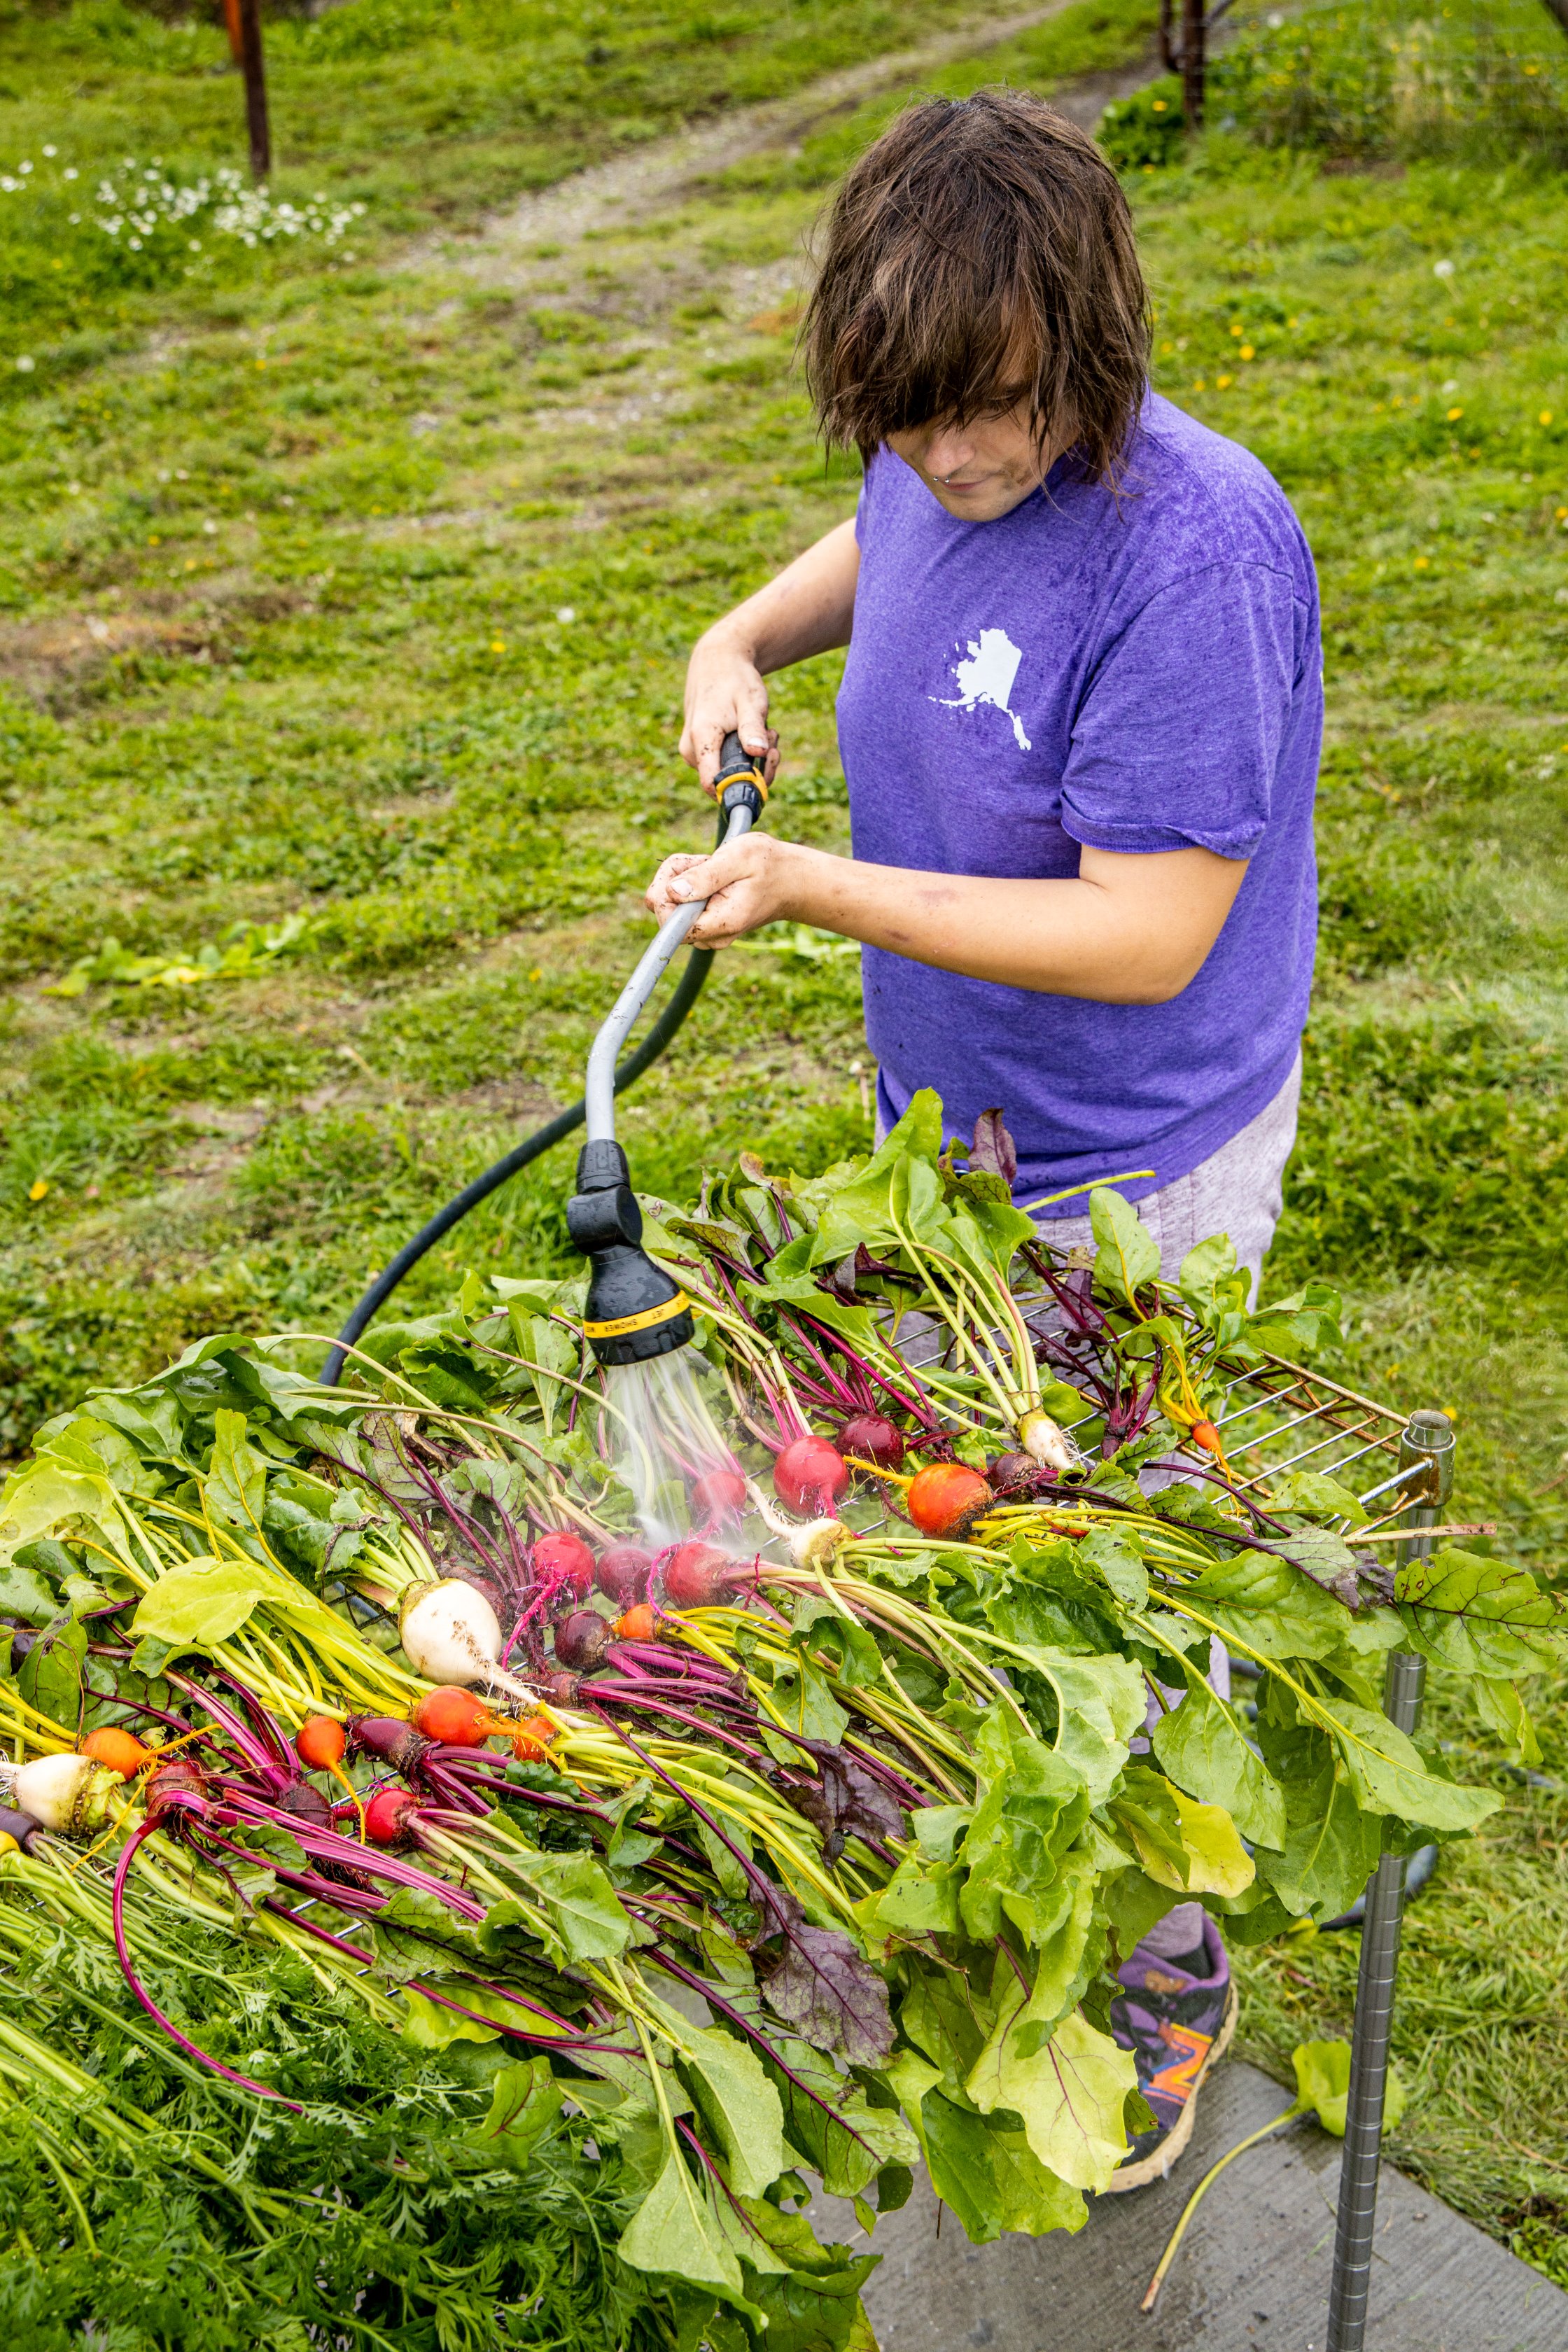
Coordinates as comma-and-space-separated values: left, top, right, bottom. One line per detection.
567, 1139, 694, 1365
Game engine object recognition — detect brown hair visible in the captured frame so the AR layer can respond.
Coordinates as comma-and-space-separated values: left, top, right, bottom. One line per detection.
803, 88, 1149, 486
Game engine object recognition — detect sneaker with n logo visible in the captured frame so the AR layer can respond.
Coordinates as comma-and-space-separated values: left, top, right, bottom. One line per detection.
1103, 1912, 1238, 2192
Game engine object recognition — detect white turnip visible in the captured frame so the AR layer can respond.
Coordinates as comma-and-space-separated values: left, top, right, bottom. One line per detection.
398, 1578, 536, 1702
9, 1752, 118, 1837
1016, 1410, 1079, 1474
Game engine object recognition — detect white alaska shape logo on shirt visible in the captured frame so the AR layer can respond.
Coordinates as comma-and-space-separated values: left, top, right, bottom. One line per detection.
933, 627, 1032, 751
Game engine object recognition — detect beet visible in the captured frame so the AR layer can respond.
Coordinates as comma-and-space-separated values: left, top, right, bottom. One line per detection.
691, 1467, 748, 1525
987, 1450, 1038, 1492
295, 1714, 347, 1770
553, 1609, 610, 1672
542, 1667, 582, 1707
596, 1542, 653, 1608
144, 1758, 209, 1828
347, 1715, 428, 1774
906, 1461, 992, 1537
410, 1686, 495, 1748
774, 1435, 849, 1515
364, 1786, 421, 1847
533, 1530, 595, 1597
662, 1541, 734, 1610
838, 1412, 905, 1471
0, 1805, 41, 1854
276, 1782, 335, 1831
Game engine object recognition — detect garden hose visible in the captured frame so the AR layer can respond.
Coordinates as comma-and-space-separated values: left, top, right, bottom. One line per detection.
322, 732, 768, 1385
568, 734, 767, 1366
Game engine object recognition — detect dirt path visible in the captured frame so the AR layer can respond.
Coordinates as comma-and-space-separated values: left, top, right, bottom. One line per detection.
407, 1, 1161, 272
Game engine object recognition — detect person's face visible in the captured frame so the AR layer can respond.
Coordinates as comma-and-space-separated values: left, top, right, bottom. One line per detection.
886, 401, 1061, 521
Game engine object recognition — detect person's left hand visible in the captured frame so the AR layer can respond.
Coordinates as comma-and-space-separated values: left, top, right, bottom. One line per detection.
645, 833, 805, 948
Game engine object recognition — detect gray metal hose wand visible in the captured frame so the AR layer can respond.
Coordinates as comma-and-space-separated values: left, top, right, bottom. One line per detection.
567, 730, 769, 1366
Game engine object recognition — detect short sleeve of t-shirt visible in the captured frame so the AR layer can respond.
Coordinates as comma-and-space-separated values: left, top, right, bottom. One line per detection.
853, 467, 872, 544
1060, 561, 1303, 860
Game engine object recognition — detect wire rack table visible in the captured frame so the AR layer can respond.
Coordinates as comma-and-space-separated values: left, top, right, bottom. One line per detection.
1197, 1359, 1454, 2352
897, 1303, 1454, 2352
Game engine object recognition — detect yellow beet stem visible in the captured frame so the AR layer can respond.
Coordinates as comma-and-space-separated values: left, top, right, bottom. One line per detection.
1141, 2105, 1303, 2311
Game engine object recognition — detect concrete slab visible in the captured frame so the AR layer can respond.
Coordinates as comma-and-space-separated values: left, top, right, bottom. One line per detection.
808, 2060, 1568, 2352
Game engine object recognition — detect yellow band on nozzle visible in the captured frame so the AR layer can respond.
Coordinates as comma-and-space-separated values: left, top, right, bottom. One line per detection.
720, 761, 768, 804
583, 1292, 691, 1340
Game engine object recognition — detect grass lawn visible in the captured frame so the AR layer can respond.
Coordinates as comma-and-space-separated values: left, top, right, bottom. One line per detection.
1, 0, 1567, 2288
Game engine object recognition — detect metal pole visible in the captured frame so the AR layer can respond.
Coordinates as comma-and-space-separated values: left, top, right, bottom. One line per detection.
1326, 1407, 1455, 2351
1180, 0, 1207, 127
237, 0, 271, 183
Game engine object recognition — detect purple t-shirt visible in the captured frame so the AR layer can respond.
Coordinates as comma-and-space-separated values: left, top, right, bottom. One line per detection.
836, 391, 1322, 1214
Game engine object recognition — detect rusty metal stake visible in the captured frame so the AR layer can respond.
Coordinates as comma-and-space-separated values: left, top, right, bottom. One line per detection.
236, 0, 271, 183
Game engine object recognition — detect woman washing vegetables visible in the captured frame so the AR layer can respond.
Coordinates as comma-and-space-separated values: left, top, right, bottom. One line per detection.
647, 89, 1321, 2189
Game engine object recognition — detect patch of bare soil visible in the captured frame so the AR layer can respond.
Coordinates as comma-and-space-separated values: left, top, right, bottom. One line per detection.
0, 610, 213, 694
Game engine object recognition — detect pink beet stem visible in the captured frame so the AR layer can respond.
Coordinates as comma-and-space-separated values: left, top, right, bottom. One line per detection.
112, 1819, 301, 2108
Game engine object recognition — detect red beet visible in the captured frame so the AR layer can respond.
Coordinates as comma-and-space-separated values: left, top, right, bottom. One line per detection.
691, 1466, 748, 1525
542, 1667, 582, 1707
365, 1786, 421, 1847
774, 1435, 849, 1515
596, 1542, 653, 1607
662, 1541, 734, 1610
277, 1782, 335, 1830
553, 1609, 610, 1672
838, 1412, 905, 1471
347, 1715, 428, 1773
0, 1806, 42, 1855
533, 1530, 595, 1597
987, 1451, 1037, 1492
144, 1758, 209, 1828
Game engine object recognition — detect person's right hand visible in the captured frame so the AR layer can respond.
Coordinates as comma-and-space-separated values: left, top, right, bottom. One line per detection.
680, 628, 780, 797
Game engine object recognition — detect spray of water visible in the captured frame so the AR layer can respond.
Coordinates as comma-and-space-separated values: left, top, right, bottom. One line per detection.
603, 1350, 753, 1553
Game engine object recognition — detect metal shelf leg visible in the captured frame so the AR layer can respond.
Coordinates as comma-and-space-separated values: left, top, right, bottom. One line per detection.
1326, 1408, 1455, 2351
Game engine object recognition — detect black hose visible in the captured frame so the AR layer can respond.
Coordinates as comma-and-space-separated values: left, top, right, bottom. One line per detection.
320, 946, 713, 1385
